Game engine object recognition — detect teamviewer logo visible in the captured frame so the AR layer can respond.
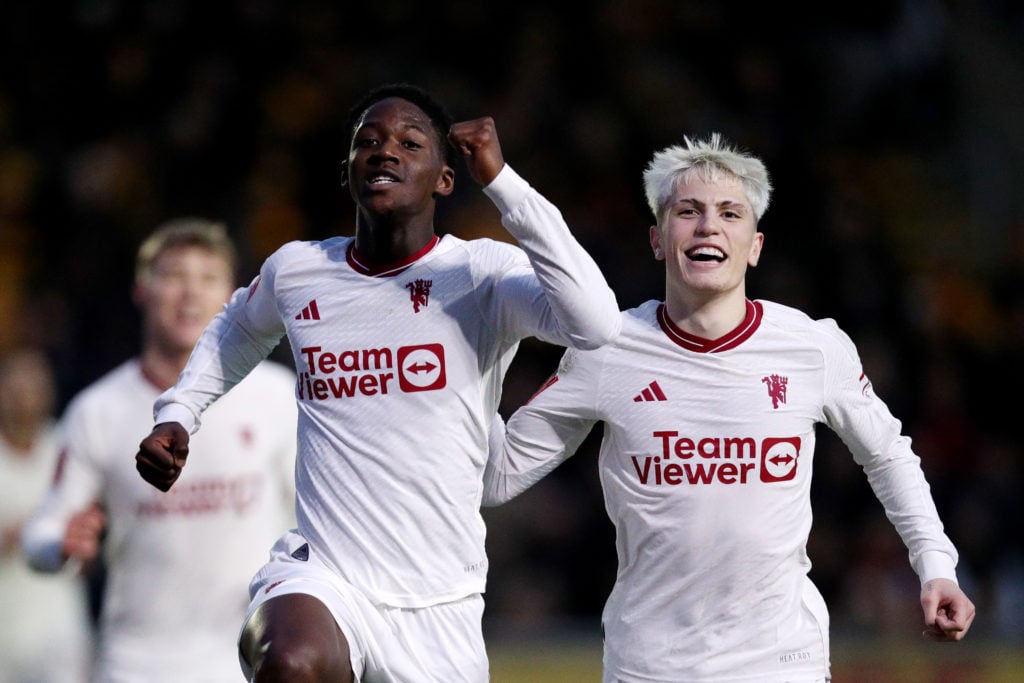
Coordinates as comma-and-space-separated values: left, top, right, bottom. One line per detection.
760, 436, 800, 482
397, 343, 446, 392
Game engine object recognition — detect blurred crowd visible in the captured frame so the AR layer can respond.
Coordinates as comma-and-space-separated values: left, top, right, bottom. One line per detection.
1, 0, 1022, 649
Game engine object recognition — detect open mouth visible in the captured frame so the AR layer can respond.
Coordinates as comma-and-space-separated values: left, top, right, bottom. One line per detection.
367, 171, 400, 186
685, 246, 726, 262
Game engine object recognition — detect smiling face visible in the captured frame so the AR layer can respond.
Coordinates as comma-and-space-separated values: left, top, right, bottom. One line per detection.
345, 97, 454, 223
650, 172, 763, 306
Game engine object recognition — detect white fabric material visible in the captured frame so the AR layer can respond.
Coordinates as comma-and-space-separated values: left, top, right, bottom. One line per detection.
1, 422, 93, 683
485, 299, 959, 683
153, 163, 621, 611
21, 359, 297, 683
241, 530, 488, 682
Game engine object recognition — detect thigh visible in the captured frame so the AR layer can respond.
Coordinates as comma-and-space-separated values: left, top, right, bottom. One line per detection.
240, 592, 352, 683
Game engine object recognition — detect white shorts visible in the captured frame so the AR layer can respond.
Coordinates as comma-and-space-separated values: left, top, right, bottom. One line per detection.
239, 530, 489, 683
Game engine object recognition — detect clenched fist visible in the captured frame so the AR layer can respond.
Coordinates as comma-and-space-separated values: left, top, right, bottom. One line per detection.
449, 117, 505, 187
136, 422, 191, 491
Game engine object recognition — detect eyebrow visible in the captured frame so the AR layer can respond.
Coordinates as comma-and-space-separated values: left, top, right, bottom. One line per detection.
357, 117, 431, 135
672, 197, 749, 211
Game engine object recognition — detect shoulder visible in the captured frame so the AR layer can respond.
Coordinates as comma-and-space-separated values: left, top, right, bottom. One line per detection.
622, 300, 660, 327
756, 300, 858, 358
65, 360, 146, 410
446, 234, 524, 262
266, 237, 352, 270
58, 360, 150, 432
432, 235, 527, 283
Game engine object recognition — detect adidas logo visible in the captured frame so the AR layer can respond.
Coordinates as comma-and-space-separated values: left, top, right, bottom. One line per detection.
633, 380, 666, 402
295, 300, 320, 321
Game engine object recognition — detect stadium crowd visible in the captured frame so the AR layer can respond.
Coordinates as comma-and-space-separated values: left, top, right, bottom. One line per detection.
1, 0, 1021, 650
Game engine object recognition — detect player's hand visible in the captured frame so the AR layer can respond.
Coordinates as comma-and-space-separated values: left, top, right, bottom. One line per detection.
920, 578, 975, 642
136, 422, 190, 491
449, 117, 505, 187
62, 501, 106, 564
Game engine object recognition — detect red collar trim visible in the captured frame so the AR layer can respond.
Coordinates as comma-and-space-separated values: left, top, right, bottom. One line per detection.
346, 235, 439, 277
657, 300, 762, 353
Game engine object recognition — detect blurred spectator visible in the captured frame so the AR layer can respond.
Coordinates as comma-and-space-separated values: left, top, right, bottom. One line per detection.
0, 348, 93, 683
20, 219, 298, 682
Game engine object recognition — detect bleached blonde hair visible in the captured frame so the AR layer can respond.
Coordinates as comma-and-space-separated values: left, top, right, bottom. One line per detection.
642, 133, 772, 222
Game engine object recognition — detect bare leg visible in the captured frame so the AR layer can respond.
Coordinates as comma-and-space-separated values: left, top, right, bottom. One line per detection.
240, 593, 354, 683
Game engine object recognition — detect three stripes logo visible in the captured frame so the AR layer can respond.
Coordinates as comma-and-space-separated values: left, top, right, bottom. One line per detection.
633, 380, 666, 402
295, 300, 320, 321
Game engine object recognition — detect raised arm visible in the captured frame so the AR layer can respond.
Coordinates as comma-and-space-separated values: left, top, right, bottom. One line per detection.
450, 117, 621, 350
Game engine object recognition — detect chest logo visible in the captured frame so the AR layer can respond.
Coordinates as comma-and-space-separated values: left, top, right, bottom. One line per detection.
295, 299, 321, 321
762, 373, 788, 409
633, 380, 667, 402
406, 278, 432, 313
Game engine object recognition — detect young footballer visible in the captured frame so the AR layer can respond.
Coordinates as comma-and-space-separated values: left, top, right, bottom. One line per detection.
135, 83, 621, 682
483, 134, 974, 682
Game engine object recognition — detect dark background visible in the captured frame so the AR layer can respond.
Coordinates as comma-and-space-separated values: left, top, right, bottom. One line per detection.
1, 0, 1022, 648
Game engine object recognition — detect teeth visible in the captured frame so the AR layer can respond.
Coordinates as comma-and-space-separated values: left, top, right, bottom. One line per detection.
690, 246, 725, 259
369, 175, 396, 184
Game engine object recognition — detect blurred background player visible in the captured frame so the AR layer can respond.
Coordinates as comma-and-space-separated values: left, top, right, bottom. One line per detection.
483, 134, 974, 682
0, 347, 94, 683
21, 218, 298, 682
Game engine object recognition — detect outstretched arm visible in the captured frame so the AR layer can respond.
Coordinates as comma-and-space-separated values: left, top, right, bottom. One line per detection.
920, 578, 975, 642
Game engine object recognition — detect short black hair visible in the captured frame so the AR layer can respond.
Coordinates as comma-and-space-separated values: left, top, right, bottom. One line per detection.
345, 83, 456, 167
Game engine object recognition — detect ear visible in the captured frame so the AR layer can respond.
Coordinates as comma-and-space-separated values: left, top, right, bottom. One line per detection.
748, 231, 764, 266
434, 164, 455, 198
339, 160, 348, 187
649, 225, 665, 260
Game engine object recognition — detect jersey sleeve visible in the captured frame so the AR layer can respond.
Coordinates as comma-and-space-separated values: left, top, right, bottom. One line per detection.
20, 398, 106, 572
154, 250, 290, 433
482, 347, 601, 506
481, 165, 621, 350
819, 320, 960, 584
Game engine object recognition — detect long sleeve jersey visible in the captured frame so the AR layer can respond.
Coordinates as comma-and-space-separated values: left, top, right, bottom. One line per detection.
151, 165, 621, 608
21, 359, 297, 683
484, 299, 960, 682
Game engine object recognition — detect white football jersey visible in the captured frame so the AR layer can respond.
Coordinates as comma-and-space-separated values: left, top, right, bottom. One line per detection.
21, 358, 297, 683
485, 299, 960, 682
152, 165, 622, 608
1, 422, 93, 683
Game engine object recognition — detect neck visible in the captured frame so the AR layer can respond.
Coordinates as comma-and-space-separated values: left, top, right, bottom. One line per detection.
664, 290, 749, 340
354, 210, 436, 265
139, 347, 190, 391
0, 422, 41, 453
